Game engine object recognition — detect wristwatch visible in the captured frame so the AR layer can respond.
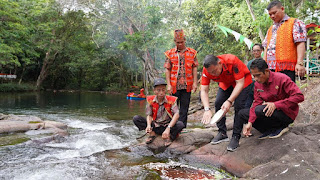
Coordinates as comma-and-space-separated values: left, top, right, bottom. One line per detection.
167, 125, 171, 129
204, 107, 211, 111
297, 61, 304, 66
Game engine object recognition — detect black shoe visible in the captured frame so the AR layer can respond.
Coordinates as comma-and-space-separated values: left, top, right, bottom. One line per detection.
258, 130, 273, 140
227, 136, 240, 152
269, 127, 289, 139
211, 132, 229, 144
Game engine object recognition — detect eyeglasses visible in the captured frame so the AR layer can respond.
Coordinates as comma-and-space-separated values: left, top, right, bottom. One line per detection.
252, 50, 262, 52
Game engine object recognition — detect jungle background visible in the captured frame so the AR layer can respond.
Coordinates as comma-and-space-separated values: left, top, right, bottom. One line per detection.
0, 0, 319, 92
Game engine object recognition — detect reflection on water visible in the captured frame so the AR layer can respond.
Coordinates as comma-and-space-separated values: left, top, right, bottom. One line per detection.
0, 91, 146, 120
0, 92, 230, 179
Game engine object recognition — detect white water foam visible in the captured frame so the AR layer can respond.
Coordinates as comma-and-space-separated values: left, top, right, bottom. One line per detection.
64, 119, 111, 130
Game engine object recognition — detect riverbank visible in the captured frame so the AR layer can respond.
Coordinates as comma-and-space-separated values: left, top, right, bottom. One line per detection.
132, 77, 320, 179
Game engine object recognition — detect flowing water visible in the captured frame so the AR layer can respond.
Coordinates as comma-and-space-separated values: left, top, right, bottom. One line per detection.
0, 92, 232, 180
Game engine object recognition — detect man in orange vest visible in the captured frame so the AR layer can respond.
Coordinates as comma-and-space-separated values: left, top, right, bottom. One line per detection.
263, 0, 307, 82
132, 78, 184, 146
164, 29, 198, 128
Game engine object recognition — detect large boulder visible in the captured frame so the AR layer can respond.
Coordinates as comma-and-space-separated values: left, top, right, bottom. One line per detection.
132, 123, 320, 179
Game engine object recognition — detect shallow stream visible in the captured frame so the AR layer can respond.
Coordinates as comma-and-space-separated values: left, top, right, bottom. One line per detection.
0, 92, 232, 179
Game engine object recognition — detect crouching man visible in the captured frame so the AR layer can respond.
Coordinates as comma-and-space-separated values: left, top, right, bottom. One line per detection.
233, 58, 304, 149
133, 78, 184, 146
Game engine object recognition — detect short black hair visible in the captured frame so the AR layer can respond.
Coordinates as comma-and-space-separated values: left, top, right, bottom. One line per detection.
252, 43, 264, 51
203, 55, 219, 68
267, 0, 282, 10
250, 58, 268, 72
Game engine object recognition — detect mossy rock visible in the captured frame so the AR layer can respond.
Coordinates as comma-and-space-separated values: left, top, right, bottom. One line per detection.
0, 134, 30, 146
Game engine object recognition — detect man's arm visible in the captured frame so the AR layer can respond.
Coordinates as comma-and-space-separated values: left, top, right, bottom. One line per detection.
200, 85, 212, 124
295, 42, 306, 77
273, 78, 305, 110
165, 68, 172, 94
146, 115, 153, 133
192, 66, 197, 93
263, 48, 267, 61
162, 103, 179, 139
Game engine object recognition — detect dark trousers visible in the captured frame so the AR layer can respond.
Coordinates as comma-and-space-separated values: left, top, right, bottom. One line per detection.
245, 83, 254, 108
233, 106, 294, 136
271, 70, 295, 82
173, 89, 191, 128
215, 85, 250, 136
132, 115, 184, 140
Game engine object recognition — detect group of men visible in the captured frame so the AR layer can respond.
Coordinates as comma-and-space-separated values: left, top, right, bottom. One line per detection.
133, 0, 306, 151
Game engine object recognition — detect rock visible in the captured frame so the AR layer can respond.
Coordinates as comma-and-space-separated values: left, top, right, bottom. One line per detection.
131, 123, 320, 179
0, 114, 68, 136
134, 128, 214, 155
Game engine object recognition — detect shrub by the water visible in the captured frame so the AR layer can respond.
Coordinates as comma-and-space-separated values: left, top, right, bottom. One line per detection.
0, 83, 35, 92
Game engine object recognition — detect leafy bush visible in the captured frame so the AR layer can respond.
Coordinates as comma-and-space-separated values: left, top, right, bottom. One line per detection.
0, 83, 36, 92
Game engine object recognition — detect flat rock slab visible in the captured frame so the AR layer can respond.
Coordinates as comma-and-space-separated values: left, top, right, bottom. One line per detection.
132, 123, 320, 179
0, 113, 68, 136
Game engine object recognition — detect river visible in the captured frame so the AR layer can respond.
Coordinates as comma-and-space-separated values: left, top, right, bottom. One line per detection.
0, 91, 232, 180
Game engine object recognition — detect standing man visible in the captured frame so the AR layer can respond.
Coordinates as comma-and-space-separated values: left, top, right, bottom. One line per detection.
234, 59, 304, 149
164, 29, 198, 128
263, 0, 307, 82
245, 44, 264, 108
200, 54, 252, 151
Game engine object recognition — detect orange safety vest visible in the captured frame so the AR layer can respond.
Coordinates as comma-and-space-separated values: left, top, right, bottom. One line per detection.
266, 18, 297, 71
164, 47, 197, 94
146, 95, 177, 121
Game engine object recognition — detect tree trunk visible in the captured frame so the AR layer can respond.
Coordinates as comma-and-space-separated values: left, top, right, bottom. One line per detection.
245, 0, 265, 42
18, 66, 26, 84
36, 50, 58, 90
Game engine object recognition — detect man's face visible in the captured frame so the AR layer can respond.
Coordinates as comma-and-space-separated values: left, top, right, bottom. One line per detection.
251, 68, 269, 84
206, 62, 222, 77
252, 45, 263, 59
268, 6, 285, 23
154, 85, 166, 100
175, 39, 186, 51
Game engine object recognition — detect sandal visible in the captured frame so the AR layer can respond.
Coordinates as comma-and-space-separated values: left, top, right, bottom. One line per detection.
146, 136, 156, 144
164, 139, 173, 147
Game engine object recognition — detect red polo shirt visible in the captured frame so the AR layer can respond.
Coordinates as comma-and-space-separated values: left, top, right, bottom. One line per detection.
249, 71, 304, 123
201, 54, 252, 90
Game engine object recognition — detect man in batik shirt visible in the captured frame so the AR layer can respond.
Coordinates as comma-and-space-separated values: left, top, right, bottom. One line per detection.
164, 29, 198, 128
263, 0, 307, 82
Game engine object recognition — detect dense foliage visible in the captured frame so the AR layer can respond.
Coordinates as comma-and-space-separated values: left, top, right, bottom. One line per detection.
0, 0, 319, 91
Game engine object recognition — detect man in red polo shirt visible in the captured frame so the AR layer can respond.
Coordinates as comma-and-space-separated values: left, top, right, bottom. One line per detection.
200, 54, 252, 151
237, 58, 304, 142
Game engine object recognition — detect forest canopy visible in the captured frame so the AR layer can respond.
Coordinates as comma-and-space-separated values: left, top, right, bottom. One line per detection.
0, 0, 319, 91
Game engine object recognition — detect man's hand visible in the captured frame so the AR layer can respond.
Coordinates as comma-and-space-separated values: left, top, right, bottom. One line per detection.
262, 102, 276, 117
221, 100, 232, 113
243, 122, 253, 137
295, 64, 306, 78
146, 125, 152, 134
192, 82, 197, 93
162, 127, 170, 139
201, 110, 212, 124
167, 84, 172, 95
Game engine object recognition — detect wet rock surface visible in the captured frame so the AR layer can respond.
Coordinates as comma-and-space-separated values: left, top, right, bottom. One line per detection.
132, 82, 320, 179
132, 122, 320, 179
0, 113, 68, 136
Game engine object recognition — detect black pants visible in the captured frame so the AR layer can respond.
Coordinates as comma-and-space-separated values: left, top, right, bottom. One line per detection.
245, 83, 254, 108
233, 106, 294, 136
132, 115, 184, 140
173, 89, 191, 128
271, 70, 295, 82
215, 85, 250, 137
